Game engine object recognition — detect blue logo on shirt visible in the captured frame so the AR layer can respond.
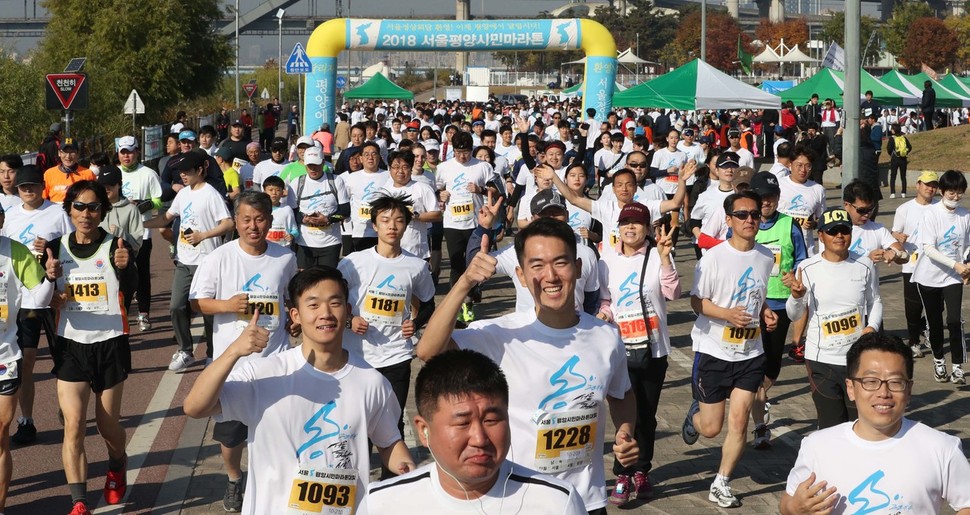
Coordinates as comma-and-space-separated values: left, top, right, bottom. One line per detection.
242, 274, 267, 292
297, 400, 343, 460
17, 224, 35, 245
940, 225, 959, 253
538, 356, 587, 411
376, 275, 397, 290
617, 272, 639, 307
847, 470, 896, 514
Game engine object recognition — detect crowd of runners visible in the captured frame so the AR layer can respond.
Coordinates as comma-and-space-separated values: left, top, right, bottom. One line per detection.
0, 92, 968, 515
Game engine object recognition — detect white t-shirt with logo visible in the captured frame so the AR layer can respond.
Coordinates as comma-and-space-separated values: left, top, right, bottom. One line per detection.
690, 241, 774, 361
337, 248, 435, 368
167, 183, 232, 266
891, 198, 938, 274
649, 148, 688, 195
218, 349, 402, 515
785, 419, 970, 515
189, 240, 298, 361
453, 311, 631, 511
379, 180, 439, 259
291, 172, 349, 249
786, 254, 882, 366
911, 203, 970, 288
778, 176, 826, 254
436, 158, 495, 230
341, 170, 390, 238
0, 193, 21, 212
120, 164, 163, 238
1, 201, 73, 310
836, 221, 898, 261
251, 159, 288, 191
598, 247, 676, 358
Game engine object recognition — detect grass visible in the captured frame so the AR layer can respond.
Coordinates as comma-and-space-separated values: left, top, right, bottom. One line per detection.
878, 123, 970, 172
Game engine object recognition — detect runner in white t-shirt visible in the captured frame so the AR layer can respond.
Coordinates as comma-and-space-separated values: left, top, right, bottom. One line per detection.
250, 138, 289, 191
839, 180, 907, 265
184, 267, 416, 515
341, 141, 389, 251
144, 151, 234, 372
338, 194, 436, 447
781, 334, 970, 515
188, 191, 299, 511
380, 151, 441, 259
682, 190, 778, 509
416, 218, 639, 512
910, 170, 970, 385
289, 146, 350, 269
0, 155, 22, 212
359, 349, 586, 515
649, 129, 688, 197
890, 171, 939, 358
596, 203, 679, 506
785, 207, 882, 430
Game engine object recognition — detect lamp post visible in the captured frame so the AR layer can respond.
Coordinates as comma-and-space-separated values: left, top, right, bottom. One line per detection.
235, 0, 240, 108
276, 9, 285, 106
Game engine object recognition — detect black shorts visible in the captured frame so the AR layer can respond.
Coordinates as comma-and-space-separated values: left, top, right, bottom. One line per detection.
52, 335, 131, 393
16, 308, 54, 350
213, 420, 248, 448
692, 352, 766, 404
0, 359, 23, 396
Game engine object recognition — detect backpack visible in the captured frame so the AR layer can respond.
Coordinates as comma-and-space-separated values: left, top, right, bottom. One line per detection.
894, 135, 909, 157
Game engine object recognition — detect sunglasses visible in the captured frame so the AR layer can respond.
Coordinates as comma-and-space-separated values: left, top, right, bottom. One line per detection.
728, 210, 762, 221
849, 204, 873, 216
72, 201, 102, 213
626, 162, 647, 168
823, 226, 852, 236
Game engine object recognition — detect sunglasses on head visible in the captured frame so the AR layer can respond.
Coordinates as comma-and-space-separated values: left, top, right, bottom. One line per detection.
72, 201, 102, 213
824, 226, 852, 236
728, 210, 761, 221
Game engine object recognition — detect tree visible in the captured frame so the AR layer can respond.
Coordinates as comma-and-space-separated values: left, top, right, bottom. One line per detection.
665, 8, 751, 72
0, 53, 47, 151
819, 12, 882, 65
945, 14, 970, 70
901, 17, 958, 70
883, 0, 935, 63
34, 0, 233, 140
592, 0, 680, 64
754, 18, 810, 49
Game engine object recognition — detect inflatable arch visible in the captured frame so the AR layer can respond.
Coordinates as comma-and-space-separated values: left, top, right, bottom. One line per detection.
304, 18, 618, 134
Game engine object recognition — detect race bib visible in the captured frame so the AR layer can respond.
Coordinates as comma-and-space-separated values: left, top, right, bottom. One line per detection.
819, 307, 863, 349
609, 227, 620, 249
65, 273, 109, 312
236, 291, 281, 331
721, 325, 760, 353
533, 407, 598, 473
663, 174, 679, 182
450, 191, 474, 223
286, 466, 357, 515
357, 204, 372, 223
361, 286, 406, 326
615, 306, 660, 346
910, 251, 919, 264
267, 228, 288, 243
765, 243, 782, 276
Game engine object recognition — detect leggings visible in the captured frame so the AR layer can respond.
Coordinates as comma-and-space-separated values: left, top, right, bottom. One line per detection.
613, 356, 668, 476
901, 273, 926, 346
135, 238, 153, 315
443, 228, 473, 290
916, 282, 968, 364
889, 156, 908, 194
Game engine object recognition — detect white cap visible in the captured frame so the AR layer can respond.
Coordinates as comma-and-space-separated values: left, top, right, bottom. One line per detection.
423, 140, 440, 152
625, 120, 636, 129
296, 136, 315, 147
118, 135, 138, 151
303, 146, 323, 165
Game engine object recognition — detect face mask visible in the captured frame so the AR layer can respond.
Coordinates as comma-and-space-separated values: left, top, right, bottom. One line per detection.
943, 199, 960, 209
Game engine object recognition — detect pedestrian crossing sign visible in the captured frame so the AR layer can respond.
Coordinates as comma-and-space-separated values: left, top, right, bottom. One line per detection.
285, 43, 312, 74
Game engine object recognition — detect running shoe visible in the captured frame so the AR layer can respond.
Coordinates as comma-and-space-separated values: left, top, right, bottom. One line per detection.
137, 314, 152, 332
168, 351, 194, 372
608, 474, 632, 506
911, 344, 923, 358
709, 481, 741, 508
951, 365, 966, 385
788, 341, 805, 363
632, 471, 653, 499
934, 359, 949, 383
103, 456, 127, 504
224, 478, 244, 512
10, 417, 37, 445
752, 424, 772, 450
68, 501, 92, 515
682, 399, 700, 445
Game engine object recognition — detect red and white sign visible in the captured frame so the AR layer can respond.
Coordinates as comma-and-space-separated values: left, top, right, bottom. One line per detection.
46, 73, 87, 110
242, 83, 258, 99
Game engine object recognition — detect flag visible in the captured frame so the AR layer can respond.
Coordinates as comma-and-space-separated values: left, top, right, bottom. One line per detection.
921, 63, 939, 80
821, 42, 845, 71
737, 35, 753, 74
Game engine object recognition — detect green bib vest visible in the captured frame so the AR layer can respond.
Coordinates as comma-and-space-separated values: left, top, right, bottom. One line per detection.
756, 213, 795, 299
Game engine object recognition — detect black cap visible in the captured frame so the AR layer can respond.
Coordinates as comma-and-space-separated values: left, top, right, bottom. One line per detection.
231, 119, 244, 126
215, 146, 234, 161
15, 165, 44, 187
173, 151, 206, 171
818, 206, 852, 232
96, 165, 123, 186
61, 138, 78, 151
530, 189, 568, 216
716, 152, 741, 168
749, 171, 780, 198
727, 128, 741, 138
271, 137, 288, 151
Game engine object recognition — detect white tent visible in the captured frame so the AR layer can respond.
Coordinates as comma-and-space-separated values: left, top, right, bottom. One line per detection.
781, 45, 817, 63
753, 47, 782, 63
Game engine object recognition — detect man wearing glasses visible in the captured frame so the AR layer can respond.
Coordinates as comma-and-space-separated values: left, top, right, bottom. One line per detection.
43, 140, 95, 203
780, 333, 970, 515
252, 137, 290, 192
836, 180, 907, 266
782, 207, 882, 430
682, 190, 777, 508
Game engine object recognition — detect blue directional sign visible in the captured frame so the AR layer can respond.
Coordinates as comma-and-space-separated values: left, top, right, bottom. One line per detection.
285, 42, 312, 74
335, 76, 347, 89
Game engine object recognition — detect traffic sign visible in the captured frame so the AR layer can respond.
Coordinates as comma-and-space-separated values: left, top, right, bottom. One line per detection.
285, 42, 312, 74
242, 83, 258, 99
336, 76, 347, 89
260, 88, 271, 100
45, 73, 88, 110
123, 89, 145, 115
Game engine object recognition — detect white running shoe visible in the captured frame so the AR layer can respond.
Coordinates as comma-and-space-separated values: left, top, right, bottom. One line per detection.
951, 365, 966, 385
709, 481, 741, 508
168, 351, 194, 372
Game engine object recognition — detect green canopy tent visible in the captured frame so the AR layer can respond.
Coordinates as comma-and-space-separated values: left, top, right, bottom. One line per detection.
612, 59, 779, 110
882, 70, 970, 108
342, 72, 414, 100
780, 68, 919, 107
938, 74, 970, 98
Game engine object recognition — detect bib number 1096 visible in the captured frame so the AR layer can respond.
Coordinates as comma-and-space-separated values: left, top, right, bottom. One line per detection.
823, 315, 858, 334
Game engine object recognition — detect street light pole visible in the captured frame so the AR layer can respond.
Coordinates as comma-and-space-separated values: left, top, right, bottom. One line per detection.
235, 0, 240, 109
277, 9, 285, 106
701, 0, 707, 62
